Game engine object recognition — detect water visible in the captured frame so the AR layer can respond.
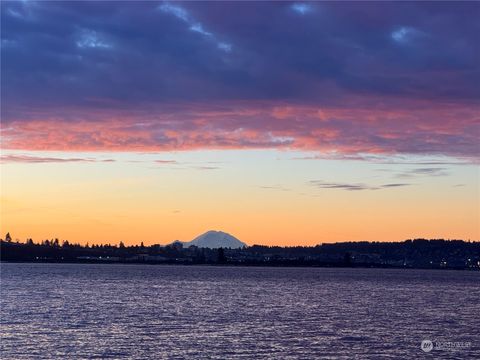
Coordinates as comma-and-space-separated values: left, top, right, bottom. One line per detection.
1, 264, 479, 359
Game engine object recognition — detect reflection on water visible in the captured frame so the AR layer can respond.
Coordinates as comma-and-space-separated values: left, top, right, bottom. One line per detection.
1, 264, 479, 359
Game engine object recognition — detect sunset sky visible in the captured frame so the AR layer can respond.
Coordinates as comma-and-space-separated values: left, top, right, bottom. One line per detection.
1, 1, 479, 246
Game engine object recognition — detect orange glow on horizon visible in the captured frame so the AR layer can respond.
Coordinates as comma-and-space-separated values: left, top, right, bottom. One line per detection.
1, 151, 478, 247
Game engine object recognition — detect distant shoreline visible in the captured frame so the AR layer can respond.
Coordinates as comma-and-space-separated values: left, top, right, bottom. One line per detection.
2, 238, 479, 271
1, 259, 478, 271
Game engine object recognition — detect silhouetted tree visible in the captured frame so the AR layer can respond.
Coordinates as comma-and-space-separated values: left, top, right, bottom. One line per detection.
217, 247, 226, 263
195, 248, 206, 264
5, 232, 12, 242
343, 252, 352, 266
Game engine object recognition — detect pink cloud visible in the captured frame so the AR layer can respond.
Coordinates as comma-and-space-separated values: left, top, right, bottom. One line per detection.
1, 100, 478, 160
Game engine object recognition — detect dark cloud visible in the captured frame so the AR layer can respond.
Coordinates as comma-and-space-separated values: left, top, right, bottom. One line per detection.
1, 1, 479, 159
2, 1, 478, 110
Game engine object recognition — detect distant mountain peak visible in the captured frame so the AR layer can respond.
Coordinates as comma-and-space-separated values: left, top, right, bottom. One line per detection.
183, 230, 246, 249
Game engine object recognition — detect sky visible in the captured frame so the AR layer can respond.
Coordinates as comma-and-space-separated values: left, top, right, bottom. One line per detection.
1, 1, 479, 246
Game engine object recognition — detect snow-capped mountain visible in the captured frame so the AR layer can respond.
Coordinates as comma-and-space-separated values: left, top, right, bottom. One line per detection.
183, 230, 246, 249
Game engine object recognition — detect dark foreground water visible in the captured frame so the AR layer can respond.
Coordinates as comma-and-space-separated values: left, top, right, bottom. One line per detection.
1, 264, 479, 359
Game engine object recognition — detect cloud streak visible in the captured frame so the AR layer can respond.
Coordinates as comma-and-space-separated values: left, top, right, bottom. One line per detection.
310, 180, 411, 191
0, 154, 115, 163
396, 167, 450, 178
259, 185, 291, 192
150, 159, 221, 171
155, 160, 178, 164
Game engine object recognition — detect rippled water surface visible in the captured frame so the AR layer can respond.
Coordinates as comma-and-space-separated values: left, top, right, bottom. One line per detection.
1, 263, 479, 359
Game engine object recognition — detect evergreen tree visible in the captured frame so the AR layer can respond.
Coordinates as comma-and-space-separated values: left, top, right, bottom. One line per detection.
217, 247, 226, 263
